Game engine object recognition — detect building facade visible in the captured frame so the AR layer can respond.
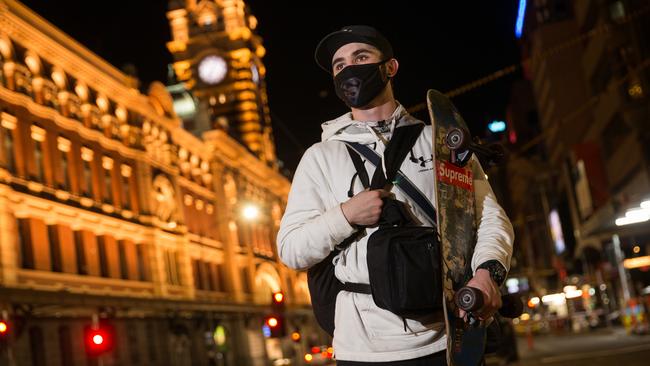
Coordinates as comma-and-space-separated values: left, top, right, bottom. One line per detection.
0, 1, 320, 365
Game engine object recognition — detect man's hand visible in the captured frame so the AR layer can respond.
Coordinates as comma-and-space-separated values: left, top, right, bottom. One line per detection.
459, 269, 502, 321
341, 189, 389, 226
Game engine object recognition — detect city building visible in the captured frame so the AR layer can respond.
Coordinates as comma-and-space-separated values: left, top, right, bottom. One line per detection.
0, 1, 322, 365
505, 0, 650, 330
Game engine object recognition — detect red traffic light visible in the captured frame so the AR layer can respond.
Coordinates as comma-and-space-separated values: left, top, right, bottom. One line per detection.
0, 321, 8, 334
266, 316, 279, 328
263, 315, 286, 338
272, 291, 284, 304
92, 334, 104, 345
84, 325, 114, 357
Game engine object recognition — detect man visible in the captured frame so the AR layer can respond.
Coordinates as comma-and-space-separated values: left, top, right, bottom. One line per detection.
277, 25, 514, 365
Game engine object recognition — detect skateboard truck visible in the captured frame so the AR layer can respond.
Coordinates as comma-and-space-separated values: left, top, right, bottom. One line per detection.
445, 127, 505, 168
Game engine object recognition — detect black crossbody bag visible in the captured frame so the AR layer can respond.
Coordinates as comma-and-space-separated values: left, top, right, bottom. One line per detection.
307, 124, 442, 336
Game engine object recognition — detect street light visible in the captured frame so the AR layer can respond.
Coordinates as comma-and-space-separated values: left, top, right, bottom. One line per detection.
615, 199, 650, 226
242, 204, 259, 220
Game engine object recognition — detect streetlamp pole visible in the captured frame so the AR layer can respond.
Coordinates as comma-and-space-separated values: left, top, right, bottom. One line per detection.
612, 234, 631, 307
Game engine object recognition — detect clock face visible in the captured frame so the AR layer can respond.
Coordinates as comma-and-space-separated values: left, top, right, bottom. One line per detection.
251, 63, 260, 84
198, 55, 227, 85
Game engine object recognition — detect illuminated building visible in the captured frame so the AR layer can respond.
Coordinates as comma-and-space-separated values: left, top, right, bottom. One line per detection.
506, 0, 650, 320
0, 1, 322, 365
166, 0, 277, 169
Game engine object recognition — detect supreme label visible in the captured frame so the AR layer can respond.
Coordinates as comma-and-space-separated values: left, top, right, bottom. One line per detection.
436, 160, 473, 191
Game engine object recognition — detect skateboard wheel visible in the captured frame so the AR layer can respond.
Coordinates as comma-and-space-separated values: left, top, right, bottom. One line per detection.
445, 127, 469, 151
455, 287, 483, 312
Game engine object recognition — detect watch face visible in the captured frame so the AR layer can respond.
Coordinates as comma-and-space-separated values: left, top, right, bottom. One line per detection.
198, 55, 227, 85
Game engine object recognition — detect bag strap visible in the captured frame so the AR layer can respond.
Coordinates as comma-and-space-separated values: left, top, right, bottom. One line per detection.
370, 124, 424, 188
345, 146, 370, 194
344, 125, 437, 225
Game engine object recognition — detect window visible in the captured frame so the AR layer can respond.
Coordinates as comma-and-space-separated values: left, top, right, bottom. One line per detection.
216, 264, 227, 292
81, 147, 94, 197
240, 267, 251, 293
206, 204, 217, 240
205, 262, 215, 291
1, 112, 17, 173
136, 244, 147, 281
31, 124, 46, 182
102, 157, 114, 204
97, 236, 109, 277
47, 225, 62, 273
74, 230, 87, 275
192, 259, 202, 290
57, 137, 71, 190
60, 150, 70, 189
165, 250, 180, 286
17, 218, 34, 269
121, 165, 132, 210
205, 263, 219, 291
33, 140, 44, 182
118, 240, 128, 280
82, 159, 93, 197
104, 171, 113, 203
2, 127, 15, 173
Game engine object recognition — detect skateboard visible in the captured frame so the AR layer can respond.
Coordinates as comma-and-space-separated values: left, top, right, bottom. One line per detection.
428, 89, 522, 365
427, 89, 486, 366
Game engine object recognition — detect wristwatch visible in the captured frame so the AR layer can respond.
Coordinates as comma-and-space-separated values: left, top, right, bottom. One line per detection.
477, 260, 507, 286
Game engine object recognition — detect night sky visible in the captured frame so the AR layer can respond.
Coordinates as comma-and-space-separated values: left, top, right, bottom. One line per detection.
19, 0, 522, 174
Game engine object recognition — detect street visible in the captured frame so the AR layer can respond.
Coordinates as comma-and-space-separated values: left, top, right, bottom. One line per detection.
491, 326, 650, 366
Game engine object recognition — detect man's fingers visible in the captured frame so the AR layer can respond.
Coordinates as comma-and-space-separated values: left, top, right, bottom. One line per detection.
375, 189, 391, 197
459, 309, 466, 319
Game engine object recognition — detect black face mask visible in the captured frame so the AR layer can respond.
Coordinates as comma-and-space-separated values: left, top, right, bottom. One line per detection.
334, 61, 389, 108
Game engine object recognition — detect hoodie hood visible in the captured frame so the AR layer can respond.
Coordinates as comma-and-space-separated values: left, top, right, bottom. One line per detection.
320, 102, 424, 144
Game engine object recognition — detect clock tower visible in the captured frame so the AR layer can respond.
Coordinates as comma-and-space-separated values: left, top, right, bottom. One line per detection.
166, 0, 277, 167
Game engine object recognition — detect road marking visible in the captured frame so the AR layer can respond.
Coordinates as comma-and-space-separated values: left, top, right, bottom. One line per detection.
540, 342, 650, 363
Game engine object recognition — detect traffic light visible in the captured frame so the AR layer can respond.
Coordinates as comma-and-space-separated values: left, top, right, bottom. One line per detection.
485, 119, 509, 144
263, 314, 286, 338
0, 319, 8, 349
291, 330, 301, 343
262, 291, 287, 338
83, 324, 114, 357
488, 120, 507, 133
271, 291, 285, 311
0, 321, 7, 336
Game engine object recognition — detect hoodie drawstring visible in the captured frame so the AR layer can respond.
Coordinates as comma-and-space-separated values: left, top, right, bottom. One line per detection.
347, 173, 358, 198
409, 148, 418, 163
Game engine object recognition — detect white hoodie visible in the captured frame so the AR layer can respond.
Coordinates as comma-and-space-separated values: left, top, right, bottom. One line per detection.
277, 104, 514, 362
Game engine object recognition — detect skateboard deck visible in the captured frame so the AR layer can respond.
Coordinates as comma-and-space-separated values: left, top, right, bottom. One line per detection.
427, 89, 486, 366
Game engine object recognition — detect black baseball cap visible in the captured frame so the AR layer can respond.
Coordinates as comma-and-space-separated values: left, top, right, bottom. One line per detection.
314, 25, 394, 73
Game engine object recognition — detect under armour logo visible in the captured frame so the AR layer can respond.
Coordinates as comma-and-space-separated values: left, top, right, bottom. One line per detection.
418, 155, 433, 167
